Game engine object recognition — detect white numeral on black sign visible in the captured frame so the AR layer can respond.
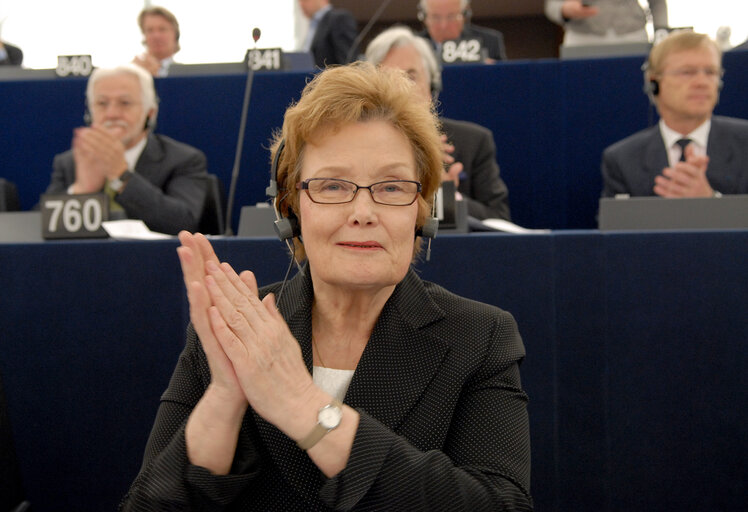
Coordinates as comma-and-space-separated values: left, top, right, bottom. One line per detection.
45, 198, 103, 233
442, 40, 482, 63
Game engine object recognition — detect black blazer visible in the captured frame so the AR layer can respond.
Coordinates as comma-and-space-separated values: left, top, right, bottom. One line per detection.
121, 268, 532, 511
310, 8, 358, 68
601, 115, 748, 197
46, 133, 208, 234
442, 117, 511, 220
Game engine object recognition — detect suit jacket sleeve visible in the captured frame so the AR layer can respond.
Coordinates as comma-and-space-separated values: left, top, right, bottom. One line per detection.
46, 152, 76, 194
649, 0, 668, 28
464, 128, 511, 220
445, 119, 511, 220
116, 136, 208, 235
601, 145, 628, 197
120, 325, 260, 511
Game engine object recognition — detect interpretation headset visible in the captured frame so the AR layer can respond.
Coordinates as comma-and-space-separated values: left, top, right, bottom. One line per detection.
266, 139, 300, 241
266, 138, 438, 243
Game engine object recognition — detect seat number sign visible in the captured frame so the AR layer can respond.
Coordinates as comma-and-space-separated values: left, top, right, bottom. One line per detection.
40, 193, 109, 239
245, 48, 284, 71
441, 40, 483, 64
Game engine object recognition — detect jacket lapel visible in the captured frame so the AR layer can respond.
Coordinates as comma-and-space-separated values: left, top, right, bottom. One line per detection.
251, 267, 450, 493
133, 135, 165, 182
705, 117, 735, 176
643, 126, 668, 188
344, 269, 449, 431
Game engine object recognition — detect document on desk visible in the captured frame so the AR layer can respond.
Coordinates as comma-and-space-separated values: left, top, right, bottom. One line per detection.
102, 220, 173, 240
479, 218, 551, 234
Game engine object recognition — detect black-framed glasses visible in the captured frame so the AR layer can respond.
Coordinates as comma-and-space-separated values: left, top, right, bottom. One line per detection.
297, 178, 422, 206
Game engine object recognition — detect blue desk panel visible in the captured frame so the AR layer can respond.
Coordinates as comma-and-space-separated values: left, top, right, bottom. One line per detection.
0, 231, 746, 510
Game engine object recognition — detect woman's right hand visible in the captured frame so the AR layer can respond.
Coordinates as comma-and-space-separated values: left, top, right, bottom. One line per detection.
177, 231, 248, 409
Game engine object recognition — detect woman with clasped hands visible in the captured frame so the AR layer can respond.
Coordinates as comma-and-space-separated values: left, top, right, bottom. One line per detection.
120, 63, 532, 511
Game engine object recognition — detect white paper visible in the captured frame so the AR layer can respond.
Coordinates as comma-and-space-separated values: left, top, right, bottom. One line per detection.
102, 220, 173, 240
479, 218, 552, 234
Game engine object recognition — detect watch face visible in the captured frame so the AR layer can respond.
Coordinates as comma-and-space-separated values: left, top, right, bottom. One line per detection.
318, 405, 342, 429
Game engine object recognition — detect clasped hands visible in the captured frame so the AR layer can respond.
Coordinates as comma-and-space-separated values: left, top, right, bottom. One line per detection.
177, 232, 321, 438
71, 126, 128, 194
654, 144, 714, 198
441, 134, 463, 187
133, 53, 161, 76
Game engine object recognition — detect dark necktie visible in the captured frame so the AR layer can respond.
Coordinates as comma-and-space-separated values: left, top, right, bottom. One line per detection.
675, 138, 692, 162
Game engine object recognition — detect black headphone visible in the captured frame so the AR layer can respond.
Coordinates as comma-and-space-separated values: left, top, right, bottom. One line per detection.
641, 61, 660, 104
266, 139, 300, 241
266, 138, 438, 242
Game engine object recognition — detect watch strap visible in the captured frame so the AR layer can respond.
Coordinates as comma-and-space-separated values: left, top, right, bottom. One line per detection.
296, 399, 343, 451
109, 170, 133, 193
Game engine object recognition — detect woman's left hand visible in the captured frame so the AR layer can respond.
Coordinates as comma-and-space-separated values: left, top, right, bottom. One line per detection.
203, 260, 321, 436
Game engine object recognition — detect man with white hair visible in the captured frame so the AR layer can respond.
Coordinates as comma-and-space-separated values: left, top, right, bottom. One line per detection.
44, 64, 208, 234
418, 0, 507, 62
366, 26, 510, 220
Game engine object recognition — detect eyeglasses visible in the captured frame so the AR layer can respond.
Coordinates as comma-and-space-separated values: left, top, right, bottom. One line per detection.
91, 98, 142, 111
424, 12, 464, 24
297, 178, 421, 206
661, 67, 724, 81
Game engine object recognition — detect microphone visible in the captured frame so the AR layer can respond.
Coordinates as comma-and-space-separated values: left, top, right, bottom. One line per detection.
224, 27, 261, 235
345, 0, 394, 63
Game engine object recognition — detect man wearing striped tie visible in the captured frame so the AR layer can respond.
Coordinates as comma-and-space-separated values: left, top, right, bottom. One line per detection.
601, 30, 748, 198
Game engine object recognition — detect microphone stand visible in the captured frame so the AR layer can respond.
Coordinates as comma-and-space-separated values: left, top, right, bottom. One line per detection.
224, 29, 261, 235
345, 0, 394, 63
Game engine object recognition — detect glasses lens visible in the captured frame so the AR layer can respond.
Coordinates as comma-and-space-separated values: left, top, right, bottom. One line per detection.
307, 179, 356, 203
371, 181, 420, 205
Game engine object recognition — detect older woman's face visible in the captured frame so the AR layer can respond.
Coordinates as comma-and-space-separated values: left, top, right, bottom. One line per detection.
298, 120, 419, 291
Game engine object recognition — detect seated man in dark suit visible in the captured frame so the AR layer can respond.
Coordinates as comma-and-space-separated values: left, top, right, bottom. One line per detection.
45, 63, 208, 235
366, 26, 510, 220
417, 0, 507, 62
298, 0, 357, 68
0, 40, 23, 66
602, 30, 748, 198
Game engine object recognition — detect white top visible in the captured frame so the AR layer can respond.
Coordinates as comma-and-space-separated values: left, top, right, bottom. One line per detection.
313, 366, 355, 403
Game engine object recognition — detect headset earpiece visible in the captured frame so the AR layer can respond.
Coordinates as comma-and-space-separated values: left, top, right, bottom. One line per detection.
266, 138, 301, 241
649, 79, 659, 96
641, 61, 658, 104
416, 216, 439, 239
83, 109, 92, 126
273, 207, 299, 241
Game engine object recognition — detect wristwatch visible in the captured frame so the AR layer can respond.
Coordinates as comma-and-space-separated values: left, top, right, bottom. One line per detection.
109, 170, 133, 193
296, 398, 343, 451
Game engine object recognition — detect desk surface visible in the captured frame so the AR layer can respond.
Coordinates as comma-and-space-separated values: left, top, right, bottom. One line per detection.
1, 231, 746, 511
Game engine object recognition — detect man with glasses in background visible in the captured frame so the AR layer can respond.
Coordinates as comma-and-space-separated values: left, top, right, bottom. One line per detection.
417, 0, 507, 62
601, 30, 748, 198
44, 64, 208, 235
